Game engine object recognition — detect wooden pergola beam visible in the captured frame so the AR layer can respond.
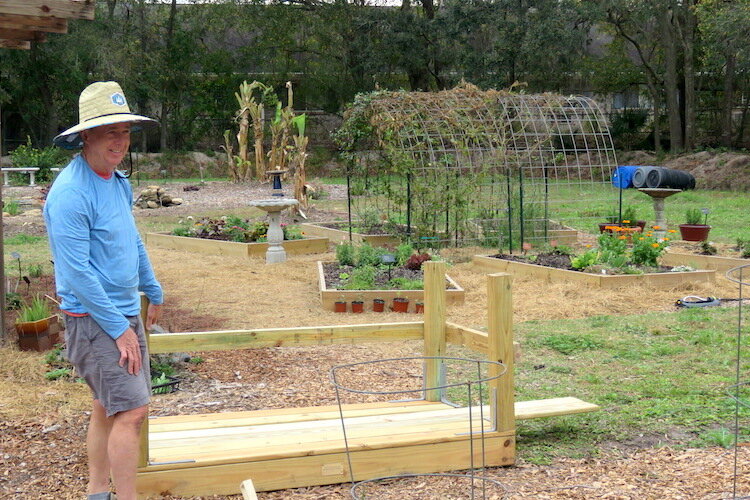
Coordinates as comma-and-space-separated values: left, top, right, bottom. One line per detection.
0, 13, 68, 34
0, 28, 47, 43
0, 39, 30, 50
0, 1, 95, 21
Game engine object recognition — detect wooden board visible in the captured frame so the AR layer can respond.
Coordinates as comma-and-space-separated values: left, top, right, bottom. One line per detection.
147, 322, 424, 354
662, 250, 749, 275
300, 222, 400, 246
0, 0, 95, 20
145, 232, 329, 257
472, 255, 715, 288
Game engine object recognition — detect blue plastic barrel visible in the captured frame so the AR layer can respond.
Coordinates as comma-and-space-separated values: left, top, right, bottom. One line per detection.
611, 165, 639, 189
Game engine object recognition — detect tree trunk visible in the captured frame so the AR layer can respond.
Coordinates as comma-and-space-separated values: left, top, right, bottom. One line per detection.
661, 9, 683, 152
644, 77, 662, 154
721, 54, 736, 148
680, 2, 696, 150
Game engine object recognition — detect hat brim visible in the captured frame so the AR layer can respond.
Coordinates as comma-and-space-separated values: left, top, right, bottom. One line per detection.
53, 113, 158, 150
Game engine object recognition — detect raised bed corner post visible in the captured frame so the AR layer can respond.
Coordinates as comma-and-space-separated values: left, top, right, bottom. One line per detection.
423, 261, 446, 402
138, 293, 150, 468
487, 272, 514, 433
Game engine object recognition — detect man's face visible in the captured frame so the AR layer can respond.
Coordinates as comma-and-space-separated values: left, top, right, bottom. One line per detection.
82, 123, 131, 170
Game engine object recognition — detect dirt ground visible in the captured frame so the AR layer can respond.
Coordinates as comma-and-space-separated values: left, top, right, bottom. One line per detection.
1, 179, 749, 499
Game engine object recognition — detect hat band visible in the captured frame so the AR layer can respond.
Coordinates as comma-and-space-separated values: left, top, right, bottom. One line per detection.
81, 112, 142, 123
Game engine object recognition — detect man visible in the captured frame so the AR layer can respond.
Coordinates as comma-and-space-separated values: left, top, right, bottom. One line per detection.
44, 81, 163, 500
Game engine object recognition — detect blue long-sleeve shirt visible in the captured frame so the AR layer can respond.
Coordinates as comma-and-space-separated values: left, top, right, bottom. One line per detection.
43, 154, 163, 339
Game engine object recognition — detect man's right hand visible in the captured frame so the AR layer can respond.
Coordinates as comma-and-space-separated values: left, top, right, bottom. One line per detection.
115, 327, 142, 375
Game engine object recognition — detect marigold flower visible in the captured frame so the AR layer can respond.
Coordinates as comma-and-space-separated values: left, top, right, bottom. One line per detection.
668, 229, 676, 233
664, 237, 670, 241
618, 236, 627, 240
638, 237, 644, 240
622, 220, 630, 224
651, 243, 659, 248
653, 225, 661, 230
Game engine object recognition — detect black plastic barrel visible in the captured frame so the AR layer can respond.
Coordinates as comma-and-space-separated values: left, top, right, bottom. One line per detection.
632, 166, 662, 188
645, 167, 695, 190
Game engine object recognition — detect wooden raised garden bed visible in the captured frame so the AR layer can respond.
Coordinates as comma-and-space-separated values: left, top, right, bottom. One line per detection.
661, 251, 749, 275
146, 232, 329, 258
318, 261, 465, 312
301, 222, 399, 246
472, 255, 715, 288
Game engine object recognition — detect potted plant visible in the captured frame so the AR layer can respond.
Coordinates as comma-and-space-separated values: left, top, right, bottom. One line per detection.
372, 298, 385, 312
351, 298, 364, 313
679, 208, 711, 242
16, 295, 60, 352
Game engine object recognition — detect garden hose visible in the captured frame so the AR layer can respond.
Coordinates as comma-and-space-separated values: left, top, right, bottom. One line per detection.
675, 295, 721, 308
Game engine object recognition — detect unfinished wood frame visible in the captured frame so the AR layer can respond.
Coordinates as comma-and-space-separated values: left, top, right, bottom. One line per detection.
136, 262, 597, 497
0, 1, 94, 49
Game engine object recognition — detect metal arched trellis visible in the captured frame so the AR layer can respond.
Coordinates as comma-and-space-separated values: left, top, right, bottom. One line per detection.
337, 84, 619, 251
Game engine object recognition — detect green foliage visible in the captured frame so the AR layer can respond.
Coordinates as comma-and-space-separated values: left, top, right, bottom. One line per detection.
388, 277, 424, 290
27, 264, 43, 278
45, 368, 72, 381
5, 292, 23, 310
4, 234, 43, 245
3, 200, 21, 216
355, 243, 384, 268
394, 243, 415, 266
699, 240, 718, 255
16, 295, 52, 323
736, 238, 750, 258
10, 137, 68, 183
540, 334, 603, 355
630, 235, 667, 267
151, 373, 173, 395
344, 265, 377, 290
571, 249, 598, 270
335, 242, 356, 267
698, 428, 735, 448
685, 208, 704, 225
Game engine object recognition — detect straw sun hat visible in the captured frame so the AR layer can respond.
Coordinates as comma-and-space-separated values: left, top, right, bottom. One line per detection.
53, 81, 158, 149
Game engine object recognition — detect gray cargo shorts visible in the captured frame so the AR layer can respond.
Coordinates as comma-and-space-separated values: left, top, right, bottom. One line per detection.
64, 315, 151, 417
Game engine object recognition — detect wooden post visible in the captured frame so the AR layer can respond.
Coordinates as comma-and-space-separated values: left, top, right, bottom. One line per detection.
487, 272, 514, 432
423, 261, 446, 402
138, 293, 150, 468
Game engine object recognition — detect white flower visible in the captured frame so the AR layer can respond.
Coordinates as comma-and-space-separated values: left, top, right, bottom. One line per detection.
186, 216, 194, 221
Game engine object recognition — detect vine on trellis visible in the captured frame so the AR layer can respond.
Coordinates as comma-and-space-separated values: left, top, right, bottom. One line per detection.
335, 82, 618, 251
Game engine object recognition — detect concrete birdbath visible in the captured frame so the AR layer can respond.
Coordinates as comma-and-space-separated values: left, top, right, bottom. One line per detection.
249, 198, 299, 263
637, 188, 682, 240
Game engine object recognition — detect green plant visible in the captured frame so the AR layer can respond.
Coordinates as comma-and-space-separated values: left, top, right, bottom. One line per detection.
597, 232, 628, 267
344, 265, 377, 290
5, 292, 23, 310
736, 238, 750, 258
685, 208, 704, 225
10, 137, 68, 183
151, 373, 173, 394
336, 242, 356, 267
16, 295, 52, 323
571, 249, 599, 270
3, 200, 21, 216
621, 206, 637, 226
188, 356, 204, 364
355, 243, 384, 268
394, 243, 415, 266
699, 240, 717, 255
28, 264, 43, 278
282, 224, 303, 240
631, 235, 667, 267
388, 277, 424, 290
540, 334, 603, 355
45, 368, 72, 380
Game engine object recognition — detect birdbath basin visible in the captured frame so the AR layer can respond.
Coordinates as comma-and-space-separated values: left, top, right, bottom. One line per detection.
250, 198, 299, 263
637, 188, 682, 240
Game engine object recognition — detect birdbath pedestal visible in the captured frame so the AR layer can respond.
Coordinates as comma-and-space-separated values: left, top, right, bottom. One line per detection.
249, 198, 299, 264
637, 188, 682, 240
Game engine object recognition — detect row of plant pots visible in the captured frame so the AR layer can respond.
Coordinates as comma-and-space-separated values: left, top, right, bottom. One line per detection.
334, 297, 425, 314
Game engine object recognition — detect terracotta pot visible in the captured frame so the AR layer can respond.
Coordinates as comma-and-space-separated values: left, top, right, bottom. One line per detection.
16, 316, 58, 352
415, 302, 424, 314
679, 224, 711, 242
373, 299, 385, 312
392, 297, 409, 313
351, 301, 364, 313
334, 301, 347, 313
598, 222, 622, 233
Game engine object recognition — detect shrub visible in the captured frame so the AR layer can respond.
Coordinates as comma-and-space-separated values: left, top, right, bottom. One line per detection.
10, 137, 69, 183
394, 243, 415, 266
388, 277, 424, 290
3, 200, 20, 216
571, 249, 598, 270
344, 265, 377, 290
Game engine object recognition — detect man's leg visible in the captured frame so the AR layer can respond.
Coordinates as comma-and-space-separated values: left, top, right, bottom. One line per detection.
108, 404, 148, 500
87, 399, 114, 495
